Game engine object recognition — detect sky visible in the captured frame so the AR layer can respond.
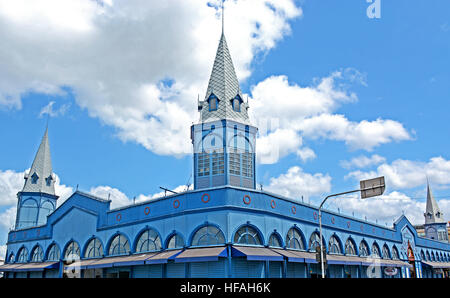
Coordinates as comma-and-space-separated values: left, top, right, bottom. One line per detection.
0, 0, 450, 258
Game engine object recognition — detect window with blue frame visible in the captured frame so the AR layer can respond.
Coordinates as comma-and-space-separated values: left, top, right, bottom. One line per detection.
37, 201, 54, 226
8, 253, 15, 263
167, 234, 184, 249
108, 234, 130, 256
31, 246, 44, 262
31, 172, 39, 184
241, 152, 253, 178
64, 241, 80, 260
85, 238, 104, 259
17, 199, 38, 229
286, 228, 305, 250
191, 225, 225, 246
17, 247, 29, 263
382, 245, 390, 259
232, 98, 240, 112
308, 232, 323, 252
197, 151, 210, 177
345, 238, 356, 256
268, 233, 282, 248
47, 244, 60, 261
328, 236, 341, 254
233, 225, 262, 245
228, 149, 240, 175
372, 243, 381, 258
392, 247, 399, 260
211, 149, 225, 175
359, 241, 369, 257
136, 229, 162, 253
45, 175, 53, 187
208, 94, 218, 111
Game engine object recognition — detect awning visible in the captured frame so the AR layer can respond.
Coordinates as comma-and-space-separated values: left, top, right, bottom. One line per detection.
327, 255, 362, 266
0, 262, 59, 272
359, 258, 412, 268
85, 253, 157, 269
65, 259, 99, 270
231, 246, 283, 261
270, 249, 316, 263
174, 246, 227, 263
422, 261, 450, 269
145, 249, 182, 264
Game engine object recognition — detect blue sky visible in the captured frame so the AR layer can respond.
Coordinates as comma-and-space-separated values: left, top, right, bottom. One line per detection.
0, 0, 449, 257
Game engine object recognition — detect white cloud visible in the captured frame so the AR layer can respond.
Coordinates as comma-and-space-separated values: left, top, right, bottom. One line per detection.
0, 0, 302, 155
39, 101, 71, 118
0, 170, 25, 206
340, 154, 386, 169
296, 147, 316, 163
266, 166, 332, 200
0, 207, 17, 231
346, 156, 450, 189
0, 244, 6, 260
256, 129, 302, 164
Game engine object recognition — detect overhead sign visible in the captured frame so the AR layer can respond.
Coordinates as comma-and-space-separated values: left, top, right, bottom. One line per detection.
384, 267, 398, 276
360, 176, 385, 199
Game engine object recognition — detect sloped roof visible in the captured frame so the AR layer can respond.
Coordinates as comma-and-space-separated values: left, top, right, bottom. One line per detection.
22, 127, 55, 195
425, 183, 445, 224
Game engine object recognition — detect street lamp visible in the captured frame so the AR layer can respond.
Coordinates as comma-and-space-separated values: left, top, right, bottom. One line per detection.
318, 176, 386, 278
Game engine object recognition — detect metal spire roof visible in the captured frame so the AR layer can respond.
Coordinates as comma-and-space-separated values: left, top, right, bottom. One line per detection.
22, 127, 56, 195
424, 182, 445, 224
198, 32, 250, 124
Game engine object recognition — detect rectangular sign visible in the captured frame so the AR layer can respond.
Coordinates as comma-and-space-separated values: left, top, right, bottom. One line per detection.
360, 176, 385, 199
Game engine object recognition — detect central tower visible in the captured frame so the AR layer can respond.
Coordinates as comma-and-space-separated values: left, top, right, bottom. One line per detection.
191, 29, 257, 190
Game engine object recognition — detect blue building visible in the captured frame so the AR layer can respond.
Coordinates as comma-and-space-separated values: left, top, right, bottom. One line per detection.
1, 28, 449, 279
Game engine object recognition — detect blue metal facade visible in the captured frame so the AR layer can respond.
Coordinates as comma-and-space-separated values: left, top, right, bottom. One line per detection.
3, 186, 450, 278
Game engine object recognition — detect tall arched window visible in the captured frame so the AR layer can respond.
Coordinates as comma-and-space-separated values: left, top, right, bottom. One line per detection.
345, 238, 356, 256
64, 241, 80, 260
233, 225, 262, 245
268, 233, 282, 248
31, 246, 44, 262
47, 244, 60, 261
37, 201, 54, 225
309, 232, 323, 252
372, 243, 381, 258
136, 229, 162, 253
286, 228, 305, 250
18, 199, 38, 228
85, 238, 104, 259
232, 98, 240, 112
191, 225, 225, 246
328, 235, 341, 254
8, 253, 15, 264
382, 245, 390, 259
108, 234, 130, 256
17, 247, 29, 263
392, 247, 399, 260
167, 234, 184, 249
426, 251, 431, 262
359, 241, 369, 257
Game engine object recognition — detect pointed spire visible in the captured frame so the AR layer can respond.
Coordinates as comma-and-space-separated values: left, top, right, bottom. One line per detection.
22, 126, 55, 195
424, 182, 445, 224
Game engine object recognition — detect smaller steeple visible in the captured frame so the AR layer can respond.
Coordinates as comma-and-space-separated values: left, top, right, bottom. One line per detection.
22, 127, 55, 195
424, 182, 445, 224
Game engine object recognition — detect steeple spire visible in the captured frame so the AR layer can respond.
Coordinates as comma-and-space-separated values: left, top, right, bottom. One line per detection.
22, 126, 55, 195
424, 182, 445, 224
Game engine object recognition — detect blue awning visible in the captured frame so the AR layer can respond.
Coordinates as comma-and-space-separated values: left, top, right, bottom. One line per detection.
145, 249, 183, 264
231, 246, 283, 262
0, 261, 59, 272
83, 253, 157, 269
175, 246, 227, 263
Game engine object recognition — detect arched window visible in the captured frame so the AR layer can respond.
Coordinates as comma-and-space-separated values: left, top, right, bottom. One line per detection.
208, 95, 218, 111
85, 238, 104, 259
8, 253, 15, 263
309, 232, 323, 252
382, 245, 390, 259
233, 225, 262, 245
47, 244, 60, 261
18, 199, 38, 228
431, 252, 435, 261
372, 243, 381, 258
31, 246, 44, 262
191, 225, 225, 246
392, 247, 399, 260
17, 247, 29, 263
329, 235, 341, 254
167, 234, 184, 249
233, 98, 240, 112
426, 251, 431, 262
108, 234, 130, 256
37, 201, 54, 225
286, 228, 305, 250
359, 241, 369, 257
268, 233, 282, 248
136, 229, 162, 253
64, 241, 80, 260
345, 238, 356, 256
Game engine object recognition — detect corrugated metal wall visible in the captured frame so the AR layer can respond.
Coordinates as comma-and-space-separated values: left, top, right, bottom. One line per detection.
190, 260, 226, 278
166, 263, 185, 278
232, 259, 264, 278
287, 263, 306, 278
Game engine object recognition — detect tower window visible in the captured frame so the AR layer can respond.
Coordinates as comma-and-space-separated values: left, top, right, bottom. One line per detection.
198, 152, 210, 176
45, 175, 53, 187
209, 97, 218, 111
233, 98, 240, 112
228, 149, 240, 175
211, 149, 224, 175
31, 173, 39, 184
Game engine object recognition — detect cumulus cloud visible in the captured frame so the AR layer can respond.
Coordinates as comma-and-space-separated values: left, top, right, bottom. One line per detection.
266, 166, 332, 200
0, 0, 302, 156
340, 154, 386, 169
346, 156, 450, 189
39, 101, 71, 118
330, 191, 450, 225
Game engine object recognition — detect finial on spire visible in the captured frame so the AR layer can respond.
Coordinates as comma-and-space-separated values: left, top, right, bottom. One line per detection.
221, 0, 225, 34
